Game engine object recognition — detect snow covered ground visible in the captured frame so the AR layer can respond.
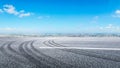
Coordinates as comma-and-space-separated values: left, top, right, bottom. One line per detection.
0, 37, 120, 68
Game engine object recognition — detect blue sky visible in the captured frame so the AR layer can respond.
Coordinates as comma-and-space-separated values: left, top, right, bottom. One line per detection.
0, 0, 120, 34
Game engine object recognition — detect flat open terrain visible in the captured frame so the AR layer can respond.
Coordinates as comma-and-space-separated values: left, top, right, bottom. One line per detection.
0, 37, 120, 68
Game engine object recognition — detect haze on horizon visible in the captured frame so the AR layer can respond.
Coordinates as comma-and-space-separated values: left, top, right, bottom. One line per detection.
0, 0, 120, 34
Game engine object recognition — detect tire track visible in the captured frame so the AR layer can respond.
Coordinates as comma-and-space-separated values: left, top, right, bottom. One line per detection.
7, 41, 20, 54
44, 40, 120, 62
0, 41, 24, 67
1, 40, 72, 68
30, 40, 73, 68
19, 41, 55, 68
25, 41, 59, 68
6, 41, 36, 67
1, 40, 52, 68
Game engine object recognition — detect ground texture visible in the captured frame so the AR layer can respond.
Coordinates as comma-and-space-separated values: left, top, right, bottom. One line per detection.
0, 37, 120, 68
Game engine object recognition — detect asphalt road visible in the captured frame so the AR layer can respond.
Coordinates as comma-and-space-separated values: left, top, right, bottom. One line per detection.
0, 37, 120, 68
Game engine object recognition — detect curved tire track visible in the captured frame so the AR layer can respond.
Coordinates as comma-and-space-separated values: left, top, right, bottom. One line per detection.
44, 40, 120, 62
0, 41, 24, 67
6, 41, 36, 68
0, 40, 73, 68
30, 40, 73, 68
19, 41, 58, 68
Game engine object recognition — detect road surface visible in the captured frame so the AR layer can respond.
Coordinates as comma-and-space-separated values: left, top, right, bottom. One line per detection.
0, 37, 120, 68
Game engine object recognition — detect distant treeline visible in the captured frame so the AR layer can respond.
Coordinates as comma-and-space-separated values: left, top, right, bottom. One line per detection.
2, 33, 120, 37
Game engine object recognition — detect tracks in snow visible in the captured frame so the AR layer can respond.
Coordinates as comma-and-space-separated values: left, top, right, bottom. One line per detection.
0, 38, 120, 68
0, 40, 73, 68
43, 40, 120, 62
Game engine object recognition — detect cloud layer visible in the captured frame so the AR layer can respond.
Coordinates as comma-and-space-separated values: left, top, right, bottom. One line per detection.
100, 24, 120, 32
91, 16, 99, 23
113, 10, 120, 18
38, 16, 50, 19
0, 4, 32, 18
0, 9, 3, 13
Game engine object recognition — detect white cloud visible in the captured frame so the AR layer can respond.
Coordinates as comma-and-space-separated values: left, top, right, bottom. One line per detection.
3, 4, 19, 15
116, 10, 120, 14
0, 4, 32, 18
0, 27, 33, 31
105, 24, 113, 29
0, 27, 16, 31
94, 16, 99, 19
46, 16, 50, 18
20, 10, 25, 13
91, 16, 99, 23
38, 16, 50, 19
113, 10, 120, 18
38, 16, 43, 19
113, 15, 120, 18
19, 12, 31, 18
0, 27, 38, 34
5, 27, 16, 31
0, 9, 3, 13
100, 24, 120, 31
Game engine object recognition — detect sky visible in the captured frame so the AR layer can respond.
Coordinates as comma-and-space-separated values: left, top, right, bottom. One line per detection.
0, 0, 120, 34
